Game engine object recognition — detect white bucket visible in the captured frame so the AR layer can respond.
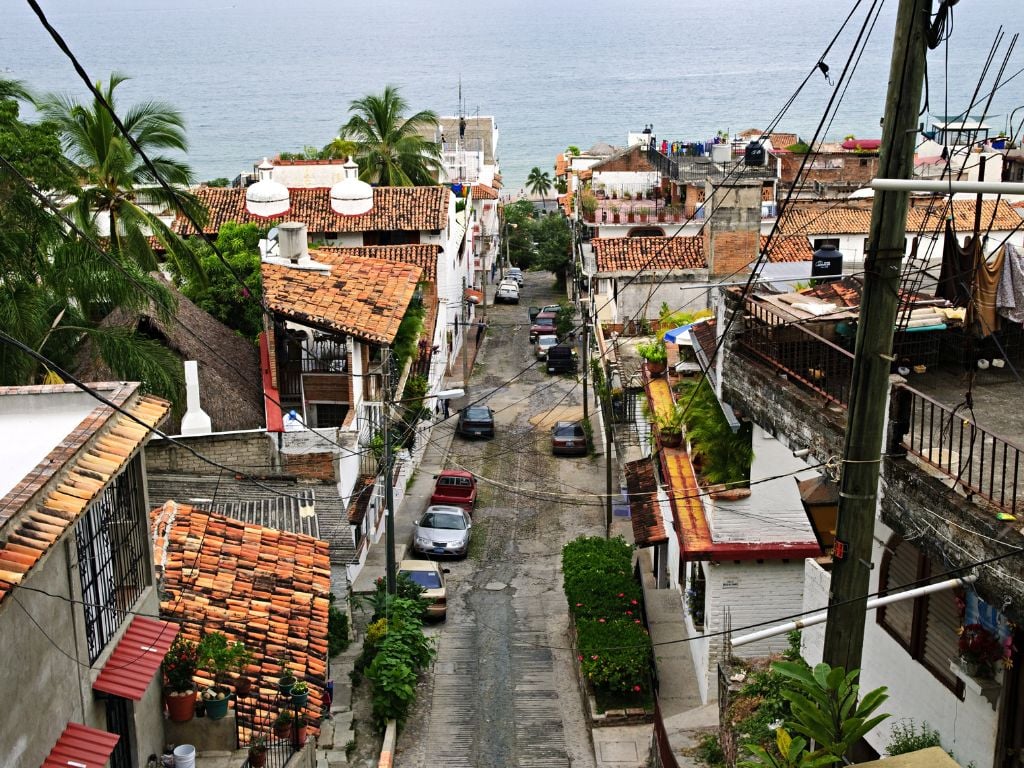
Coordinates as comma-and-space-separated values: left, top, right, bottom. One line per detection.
172, 744, 196, 768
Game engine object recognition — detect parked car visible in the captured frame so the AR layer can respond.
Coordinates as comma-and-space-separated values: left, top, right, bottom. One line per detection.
495, 281, 520, 304
505, 267, 524, 284
529, 311, 558, 342
552, 421, 588, 456
456, 405, 495, 439
411, 505, 472, 558
528, 304, 561, 321
430, 469, 477, 512
534, 334, 559, 360
546, 344, 578, 374
397, 559, 450, 620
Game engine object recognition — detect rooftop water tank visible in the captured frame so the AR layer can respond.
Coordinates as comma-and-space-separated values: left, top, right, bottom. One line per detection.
745, 141, 766, 166
811, 243, 843, 283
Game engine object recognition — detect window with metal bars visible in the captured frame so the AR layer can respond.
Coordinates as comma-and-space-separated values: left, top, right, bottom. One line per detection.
877, 535, 964, 697
76, 457, 151, 664
104, 696, 133, 768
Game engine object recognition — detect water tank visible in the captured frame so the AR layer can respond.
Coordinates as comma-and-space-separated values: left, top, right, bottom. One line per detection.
744, 141, 766, 166
811, 244, 843, 282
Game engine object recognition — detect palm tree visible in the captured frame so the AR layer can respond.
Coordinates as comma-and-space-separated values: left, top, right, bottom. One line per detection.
526, 167, 553, 209
38, 73, 206, 278
339, 85, 442, 186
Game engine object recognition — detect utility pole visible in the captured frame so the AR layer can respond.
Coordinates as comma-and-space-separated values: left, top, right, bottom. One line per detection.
822, 0, 931, 673
382, 347, 397, 595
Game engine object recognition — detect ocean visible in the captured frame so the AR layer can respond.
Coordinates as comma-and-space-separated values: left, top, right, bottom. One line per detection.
4, 0, 1022, 192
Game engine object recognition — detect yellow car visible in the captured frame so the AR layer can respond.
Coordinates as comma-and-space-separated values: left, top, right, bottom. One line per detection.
398, 559, 450, 620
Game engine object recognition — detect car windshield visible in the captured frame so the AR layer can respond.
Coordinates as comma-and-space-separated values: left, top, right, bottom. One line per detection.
538, 337, 557, 346
463, 407, 492, 420
535, 318, 554, 327
554, 423, 583, 438
420, 512, 467, 530
400, 570, 442, 589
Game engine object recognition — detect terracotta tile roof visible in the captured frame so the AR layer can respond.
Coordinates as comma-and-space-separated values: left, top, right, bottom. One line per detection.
316, 244, 439, 275
769, 132, 801, 149
471, 183, 499, 200
0, 387, 169, 605
778, 199, 1022, 236
625, 459, 666, 546
175, 186, 450, 236
762, 234, 814, 263
346, 476, 376, 525
152, 501, 331, 738
261, 254, 422, 344
593, 236, 706, 273
554, 154, 568, 177
559, 192, 574, 216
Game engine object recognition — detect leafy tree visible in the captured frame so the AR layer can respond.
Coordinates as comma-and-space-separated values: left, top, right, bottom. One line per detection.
339, 85, 441, 186
526, 166, 553, 206
501, 199, 537, 268
566, 145, 581, 156
204, 177, 230, 187
37, 73, 207, 279
172, 221, 265, 342
533, 214, 573, 288
0, 78, 182, 403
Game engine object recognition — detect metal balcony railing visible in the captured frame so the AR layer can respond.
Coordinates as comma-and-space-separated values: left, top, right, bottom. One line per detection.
895, 386, 1023, 514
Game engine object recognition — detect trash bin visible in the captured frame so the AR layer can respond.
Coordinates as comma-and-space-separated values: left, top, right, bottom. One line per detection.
172, 744, 196, 768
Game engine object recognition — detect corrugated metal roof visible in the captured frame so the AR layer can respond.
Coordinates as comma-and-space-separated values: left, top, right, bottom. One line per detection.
42, 722, 119, 768
93, 616, 178, 700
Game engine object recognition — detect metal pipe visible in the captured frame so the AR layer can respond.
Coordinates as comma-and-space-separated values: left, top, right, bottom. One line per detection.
731, 573, 976, 648
870, 179, 1024, 194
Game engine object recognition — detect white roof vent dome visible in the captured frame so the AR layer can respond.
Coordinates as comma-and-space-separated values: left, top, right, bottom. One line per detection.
330, 157, 373, 216
246, 157, 290, 217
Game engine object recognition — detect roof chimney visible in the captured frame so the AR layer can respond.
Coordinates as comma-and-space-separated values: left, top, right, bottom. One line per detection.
277, 222, 309, 264
180, 360, 212, 436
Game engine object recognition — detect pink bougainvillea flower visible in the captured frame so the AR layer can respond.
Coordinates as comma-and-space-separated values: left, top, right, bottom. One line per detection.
576, 603, 583, 607
631, 599, 639, 605
626, 610, 633, 616
635, 619, 642, 624
591, 655, 600, 660
617, 593, 625, 598
578, 655, 583, 661
633, 685, 642, 692
598, 618, 606, 623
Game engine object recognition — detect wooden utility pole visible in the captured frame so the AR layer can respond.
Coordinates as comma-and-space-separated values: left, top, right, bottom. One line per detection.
383, 347, 397, 595
822, 0, 931, 674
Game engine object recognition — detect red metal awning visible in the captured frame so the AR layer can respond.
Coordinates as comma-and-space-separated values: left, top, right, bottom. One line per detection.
93, 616, 178, 700
42, 722, 119, 768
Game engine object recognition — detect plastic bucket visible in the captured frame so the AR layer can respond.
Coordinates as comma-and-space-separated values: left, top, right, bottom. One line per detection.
172, 744, 196, 768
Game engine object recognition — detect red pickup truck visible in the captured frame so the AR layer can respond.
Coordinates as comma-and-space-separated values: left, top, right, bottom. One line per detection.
529, 311, 558, 342
430, 469, 477, 512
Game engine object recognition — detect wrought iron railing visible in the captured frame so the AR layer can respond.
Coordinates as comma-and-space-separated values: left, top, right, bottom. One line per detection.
736, 302, 855, 407
894, 386, 1023, 514
236, 686, 302, 768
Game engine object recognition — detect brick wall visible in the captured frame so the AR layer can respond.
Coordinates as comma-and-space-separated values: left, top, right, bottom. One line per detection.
706, 229, 758, 277
779, 152, 880, 186
282, 452, 336, 482
593, 145, 654, 173
144, 431, 279, 475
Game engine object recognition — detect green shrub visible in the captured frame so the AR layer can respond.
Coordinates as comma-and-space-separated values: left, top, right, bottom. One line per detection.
328, 593, 350, 657
576, 618, 652, 695
562, 536, 640, 618
365, 597, 436, 729
696, 733, 726, 767
886, 720, 943, 756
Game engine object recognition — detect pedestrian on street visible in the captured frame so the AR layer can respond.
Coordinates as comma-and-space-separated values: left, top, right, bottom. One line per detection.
476, 321, 487, 345
442, 398, 450, 419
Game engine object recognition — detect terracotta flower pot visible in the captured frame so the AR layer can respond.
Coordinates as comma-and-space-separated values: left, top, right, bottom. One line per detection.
274, 720, 292, 739
235, 676, 252, 698
660, 430, 683, 448
249, 748, 267, 768
646, 360, 666, 376
166, 689, 197, 723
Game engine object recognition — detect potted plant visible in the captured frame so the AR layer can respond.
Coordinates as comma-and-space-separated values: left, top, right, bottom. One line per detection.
958, 623, 1003, 677
276, 655, 296, 694
290, 680, 309, 709
197, 632, 250, 719
639, 208, 649, 222
627, 207, 636, 223
163, 636, 200, 723
655, 404, 685, 448
656, 207, 666, 223
296, 712, 311, 745
610, 204, 620, 224
273, 709, 294, 739
636, 338, 668, 375
248, 737, 268, 768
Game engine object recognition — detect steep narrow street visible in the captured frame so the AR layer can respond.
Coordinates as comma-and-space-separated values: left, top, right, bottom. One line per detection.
395, 272, 607, 767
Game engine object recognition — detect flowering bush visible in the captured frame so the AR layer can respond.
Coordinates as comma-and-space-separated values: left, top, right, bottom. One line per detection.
563, 535, 651, 701
163, 636, 199, 693
958, 623, 1003, 669
576, 619, 652, 695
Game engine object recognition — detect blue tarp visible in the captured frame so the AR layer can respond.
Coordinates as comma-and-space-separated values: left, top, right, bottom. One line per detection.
664, 323, 697, 345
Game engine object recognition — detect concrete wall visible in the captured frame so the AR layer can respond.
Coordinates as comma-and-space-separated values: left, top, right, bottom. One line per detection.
0, 537, 163, 767
801, 545, 999, 768
615, 273, 712, 324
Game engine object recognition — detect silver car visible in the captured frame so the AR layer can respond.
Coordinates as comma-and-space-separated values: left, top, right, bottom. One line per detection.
412, 505, 472, 558
534, 334, 559, 359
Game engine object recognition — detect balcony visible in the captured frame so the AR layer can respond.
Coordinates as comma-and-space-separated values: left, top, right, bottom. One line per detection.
733, 296, 1024, 515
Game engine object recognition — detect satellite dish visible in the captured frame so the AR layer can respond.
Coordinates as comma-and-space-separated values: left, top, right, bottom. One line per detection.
267, 227, 280, 242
